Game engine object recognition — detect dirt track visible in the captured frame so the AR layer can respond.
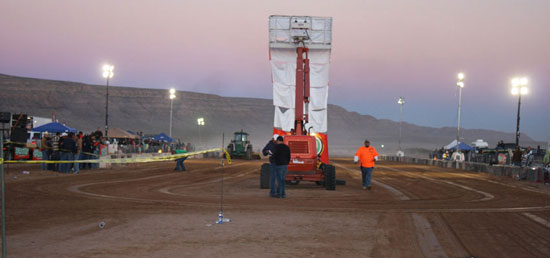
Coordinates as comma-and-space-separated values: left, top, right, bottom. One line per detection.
2, 158, 550, 257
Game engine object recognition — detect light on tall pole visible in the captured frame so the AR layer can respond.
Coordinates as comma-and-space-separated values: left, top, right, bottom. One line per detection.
511, 77, 528, 148
102, 64, 114, 139
197, 117, 205, 148
169, 88, 176, 138
397, 97, 405, 157
455, 73, 465, 161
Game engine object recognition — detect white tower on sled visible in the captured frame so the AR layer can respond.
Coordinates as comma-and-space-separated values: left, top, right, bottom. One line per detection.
269, 16, 332, 136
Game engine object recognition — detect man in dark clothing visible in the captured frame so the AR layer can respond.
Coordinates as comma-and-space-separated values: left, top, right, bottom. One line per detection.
272, 136, 291, 198
512, 146, 522, 166
59, 132, 77, 173
81, 135, 92, 170
262, 134, 279, 197
93, 127, 103, 142
51, 132, 61, 171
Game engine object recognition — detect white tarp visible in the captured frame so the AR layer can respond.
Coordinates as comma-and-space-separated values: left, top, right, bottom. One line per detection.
309, 86, 328, 110
273, 82, 295, 108
270, 16, 332, 134
270, 48, 330, 132
274, 106, 295, 132
309, 109, 327, 133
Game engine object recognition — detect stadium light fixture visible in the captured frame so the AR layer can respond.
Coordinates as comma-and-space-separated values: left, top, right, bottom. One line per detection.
511, 77, 529, 148
102, 63, 114, 139
397, 97, 405, 157
169, 88, 176, 137
455, 72, 465, 161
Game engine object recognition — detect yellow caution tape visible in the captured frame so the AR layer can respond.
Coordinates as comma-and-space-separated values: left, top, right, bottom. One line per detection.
223, 149, 232, 165
1, 148, 231, 165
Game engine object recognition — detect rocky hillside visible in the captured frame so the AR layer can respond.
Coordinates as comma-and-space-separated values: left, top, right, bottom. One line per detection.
0, 74, 541, 156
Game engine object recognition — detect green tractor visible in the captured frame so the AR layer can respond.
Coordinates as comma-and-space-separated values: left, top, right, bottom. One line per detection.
227, 130, 255, 160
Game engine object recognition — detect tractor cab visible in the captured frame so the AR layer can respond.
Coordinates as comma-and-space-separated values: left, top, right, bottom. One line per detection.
227, 130, 253, 160
234, 131, 248, 143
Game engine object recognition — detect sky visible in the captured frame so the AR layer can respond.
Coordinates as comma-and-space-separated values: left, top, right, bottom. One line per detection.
1, 0, 549, 141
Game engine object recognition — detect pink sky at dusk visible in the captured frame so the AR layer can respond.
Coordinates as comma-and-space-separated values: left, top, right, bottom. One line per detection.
1, 0, 549, 141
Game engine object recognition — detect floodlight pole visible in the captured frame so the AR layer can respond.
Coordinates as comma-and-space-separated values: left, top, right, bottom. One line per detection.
197, 118, 204, 149
456, 84, 462, 156
105, 76, 110, 140
169, 98, 174, 138
398, 98, 404, 152
1, 123, 6, 258
455, 73, 464, 161
515, 93, 522, 148
199, 126, 201, 149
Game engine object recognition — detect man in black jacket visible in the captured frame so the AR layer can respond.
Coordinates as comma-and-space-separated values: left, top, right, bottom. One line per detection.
262, 134, 279, 197
272, 136, 291, 198
59, 132, 77, 173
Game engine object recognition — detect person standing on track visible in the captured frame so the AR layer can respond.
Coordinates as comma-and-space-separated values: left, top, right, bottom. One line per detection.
512, 146, 523, 166
174, 147, 188, 172
262, 134, 279, 198
354, 139, 379, 190
40, 132, 50, 170
273, 136, 291, 198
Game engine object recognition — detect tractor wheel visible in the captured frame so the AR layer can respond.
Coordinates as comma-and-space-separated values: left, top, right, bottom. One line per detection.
245, 147, 252, 160
323, 164, 336, 190
260, 163, 270, 189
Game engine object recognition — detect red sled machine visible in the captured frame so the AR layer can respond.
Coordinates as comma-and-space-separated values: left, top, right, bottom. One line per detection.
261, 16, 335, 190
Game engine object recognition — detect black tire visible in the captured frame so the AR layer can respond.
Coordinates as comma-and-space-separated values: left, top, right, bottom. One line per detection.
260, 163, 270, 189
335, 179, 347, 185
323, 164, 336, 190
245, 147, 252, 160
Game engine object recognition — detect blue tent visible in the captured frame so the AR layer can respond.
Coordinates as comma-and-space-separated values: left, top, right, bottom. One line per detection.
33, 122, 77, 133
153, 132, 174, 142
449, 142, 474, 151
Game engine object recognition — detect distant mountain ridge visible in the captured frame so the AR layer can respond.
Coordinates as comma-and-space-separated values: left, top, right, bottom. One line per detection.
0, 73, 541, 156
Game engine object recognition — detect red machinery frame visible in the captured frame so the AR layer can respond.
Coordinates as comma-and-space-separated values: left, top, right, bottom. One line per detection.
284, 46, 326, 183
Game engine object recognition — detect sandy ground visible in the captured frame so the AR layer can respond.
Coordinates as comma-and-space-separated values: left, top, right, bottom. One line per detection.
2, 158, 550, 257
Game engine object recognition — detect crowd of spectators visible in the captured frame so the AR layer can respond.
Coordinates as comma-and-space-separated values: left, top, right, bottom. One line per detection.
38, 127, 193, 174
430, 140, 547, 167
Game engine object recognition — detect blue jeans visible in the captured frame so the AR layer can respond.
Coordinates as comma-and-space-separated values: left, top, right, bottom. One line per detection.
51, 151, 61, 171
91, 149, 99, 169
41, 150, 49, 170
269, 163, 278, 196
73, 153, 82, 173
275, 165, 288, 198
176, 157, 187, 171
360, 166, 374, 187
61, 152, 75, 173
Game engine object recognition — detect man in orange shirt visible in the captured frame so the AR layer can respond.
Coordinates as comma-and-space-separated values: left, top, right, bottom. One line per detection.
354, 139, 379, 190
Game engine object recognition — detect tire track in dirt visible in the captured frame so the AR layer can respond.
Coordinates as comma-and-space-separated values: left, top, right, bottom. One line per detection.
379, 165, 494, 202
67, 162, 252, 207
158, 168, 258, 197
333, 163, 411, 201
65, 160, 550, 214
333, 162, 454, 257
